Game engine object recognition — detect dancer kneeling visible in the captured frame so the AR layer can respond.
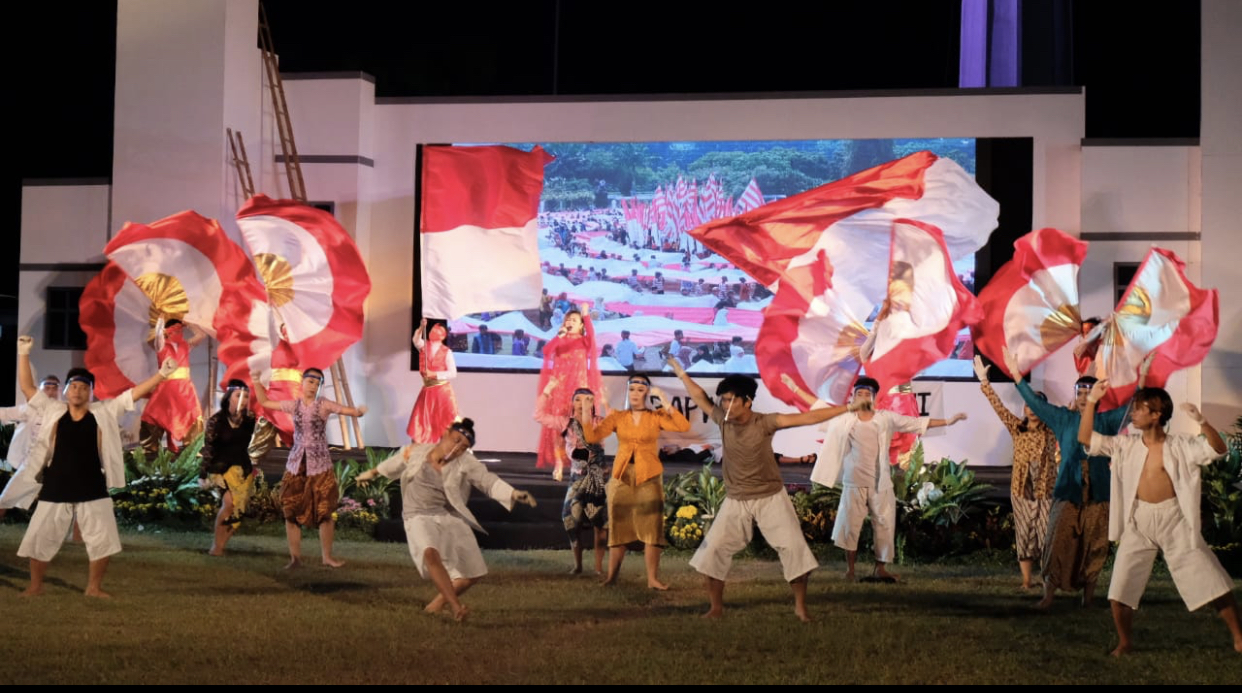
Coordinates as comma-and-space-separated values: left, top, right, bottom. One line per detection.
357, 418, 537, 622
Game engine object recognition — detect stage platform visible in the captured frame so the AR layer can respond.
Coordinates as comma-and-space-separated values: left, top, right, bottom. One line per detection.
257, 448, 1014, 550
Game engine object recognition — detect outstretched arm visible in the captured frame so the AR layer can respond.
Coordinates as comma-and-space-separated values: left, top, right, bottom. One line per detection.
131, 358, 178, 401
1078, 379, 1108, 446
780, 373, 820, 409
665, 356, 715, 418
249, 374, 282, 411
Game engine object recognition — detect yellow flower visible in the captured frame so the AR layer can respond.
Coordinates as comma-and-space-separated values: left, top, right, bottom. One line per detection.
676, 505, 698, 520
331, 512, 339, 522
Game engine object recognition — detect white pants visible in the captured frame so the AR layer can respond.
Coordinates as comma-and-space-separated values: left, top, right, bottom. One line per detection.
1108, 497, 1235, 611
0, 465, 40, 510
832, 485, 896, 564
690, 491, 818, 582
17, 498, 122, 563
404, 514, 488, 581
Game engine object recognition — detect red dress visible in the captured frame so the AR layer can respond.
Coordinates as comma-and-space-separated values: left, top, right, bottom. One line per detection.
141, 329, 202, 443
877, 383, 921, 466
534, 315, 603, 469
406, 337, 458, 443
261, 338, 298, 446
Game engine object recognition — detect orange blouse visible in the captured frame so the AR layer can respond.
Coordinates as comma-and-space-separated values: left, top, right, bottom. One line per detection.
581, 407, 691, 485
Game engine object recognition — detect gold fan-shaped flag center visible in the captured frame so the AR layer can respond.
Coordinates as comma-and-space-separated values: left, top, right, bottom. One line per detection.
134, 272, 189, 326
254, 253, 295, 307
1039, 303, 1082, 350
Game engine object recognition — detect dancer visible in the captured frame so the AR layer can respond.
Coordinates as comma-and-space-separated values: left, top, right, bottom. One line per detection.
0, 374, 60, 518
248, 323, 298, 466
356, 418, 537, 622
406, 318, 458, 444
1003, 347, 1131, 608
1078, 379, 1242, 655
535, 306, 603, 476
578, 375, 690, 589
804, 376, 966, 582
974, 356, 1058, 589
139, 318, 205, 454
14, 335, 174, 597
668, 360, 856, 622
251, 367, 367, 569
201, 379, 258, 556
537, 382, 609, 574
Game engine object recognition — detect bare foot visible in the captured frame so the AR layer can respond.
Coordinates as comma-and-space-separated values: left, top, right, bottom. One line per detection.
648, 579, 670, 591
874, 567, 900, 582
452, 604, 470, 623
20, 587, 44, 597
1232, 637, 1242, 654
1035, 594, 1054, 610
322, 557, 345, 568
844, 571, 857, 583
284, 557, 302, 570
207, 549, 225, 557
84, 588, 113, 599
424, 596, 446, 614
1081, 595, 1094, 609
702, 607, 723, 619
794, 606, 813, 623
600, 574, 618, 587
570, 565, 583, 575
1110, 643, 1132, 657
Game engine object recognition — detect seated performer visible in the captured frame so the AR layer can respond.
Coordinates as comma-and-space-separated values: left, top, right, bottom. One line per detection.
356, 418, 537, 622
14, 335, 175, 597
1078, 378, 1242, 656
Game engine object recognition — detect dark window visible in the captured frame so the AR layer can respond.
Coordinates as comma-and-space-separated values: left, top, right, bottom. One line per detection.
1114, 262, 1140, 306
45, 287, 87, 350
309, 201, 335, 216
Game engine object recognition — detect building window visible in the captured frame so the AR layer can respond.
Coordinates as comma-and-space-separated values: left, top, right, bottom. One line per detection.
309, 201, 335, 216
1114, 262, 1140, 306
45, 287, 87, 350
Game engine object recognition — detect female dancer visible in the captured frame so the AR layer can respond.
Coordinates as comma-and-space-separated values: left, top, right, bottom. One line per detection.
201, 379, 258, 556
535, 306, 603, 478
406, 318, 458, 443
579, 375, 689, 589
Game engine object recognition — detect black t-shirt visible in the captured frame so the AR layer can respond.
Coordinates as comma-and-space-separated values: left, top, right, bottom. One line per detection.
39, 410, 108, 503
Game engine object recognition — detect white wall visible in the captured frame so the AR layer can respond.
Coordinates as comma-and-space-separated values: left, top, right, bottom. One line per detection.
1200, 0, 1242, 426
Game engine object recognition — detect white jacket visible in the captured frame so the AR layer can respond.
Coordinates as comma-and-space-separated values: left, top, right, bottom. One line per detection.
812, 410, 929, 491
19, 389, 136, 491
377, 443, 514, 533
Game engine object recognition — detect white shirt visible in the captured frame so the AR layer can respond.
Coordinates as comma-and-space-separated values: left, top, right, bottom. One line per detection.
614, 339, 640, 367
843, 418, 882, 488
1089, 431, 1224, 543
413, 332, 457, 380
377, 444, 515, 532
0, 404, 39, 470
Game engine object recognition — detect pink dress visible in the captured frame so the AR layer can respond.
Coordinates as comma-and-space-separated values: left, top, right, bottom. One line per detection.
534, 314, 603, 469
406, 335, 458, 443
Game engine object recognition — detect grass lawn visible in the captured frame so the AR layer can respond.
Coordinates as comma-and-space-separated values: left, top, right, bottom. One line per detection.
1, 525, 1239, 684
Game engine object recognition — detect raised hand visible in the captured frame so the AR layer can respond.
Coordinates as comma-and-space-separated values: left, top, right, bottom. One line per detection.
1180, 402, 1206, 425
1087, 378, 1109, 404
972, 355, 989, 383
1001, 347, 1022, 381
159, 357, 178, 378
17, 335, 33, 356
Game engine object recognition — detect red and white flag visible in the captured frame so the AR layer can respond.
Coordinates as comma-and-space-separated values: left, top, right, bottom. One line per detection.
691, 151, 998, 407
420, 145, 553, 319
80, 262, 159, 399
236, 195, 372, 370
971, 227, 1088, 377
737, 177, 765, 212
1096, 247, 1218, 410
104, 210, 259, 339
864, 220, 983, 394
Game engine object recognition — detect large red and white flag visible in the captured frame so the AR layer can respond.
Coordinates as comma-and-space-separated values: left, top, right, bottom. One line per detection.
971, 227, 1088, 377
864, 220, 983, 394
691, 151, 998, 407
420, 145, 553, 319
1096, 247, 1218, 410
236, 195, 371, 370
80, 262, 159, 399
104, 210, 259, 339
